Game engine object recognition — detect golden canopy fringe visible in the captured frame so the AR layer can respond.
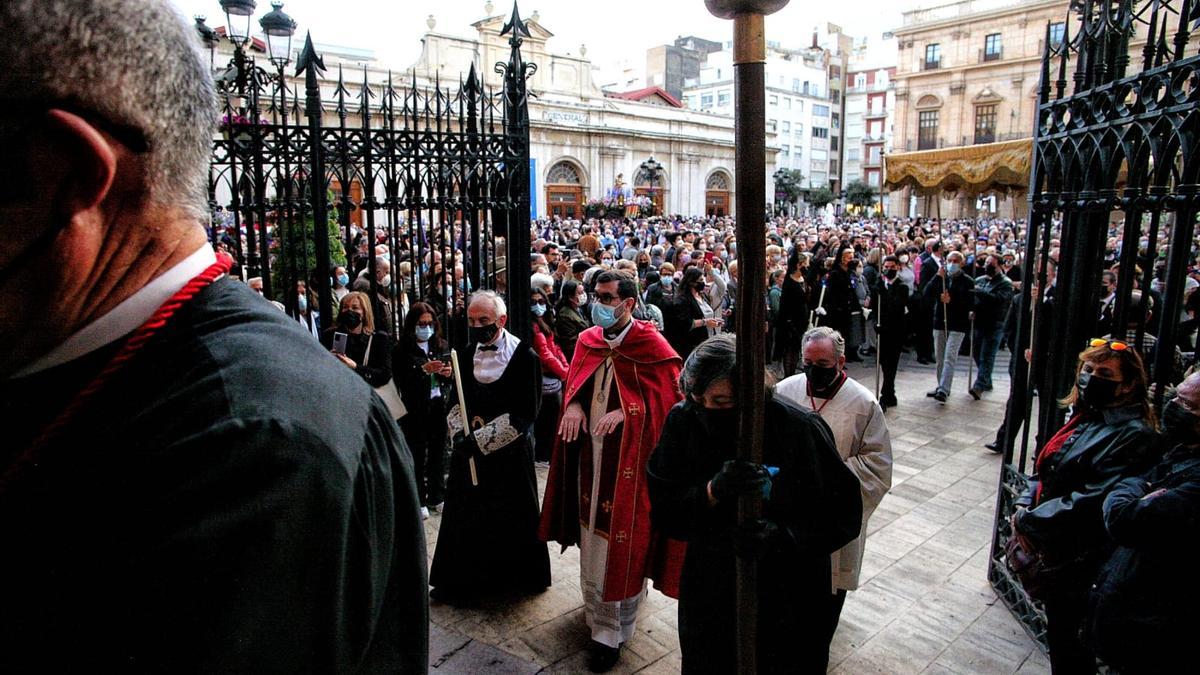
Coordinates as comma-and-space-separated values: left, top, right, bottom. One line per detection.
884, 138, 1032, 196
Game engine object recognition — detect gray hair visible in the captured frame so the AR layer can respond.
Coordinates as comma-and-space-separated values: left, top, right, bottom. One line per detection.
801, 326, 845, 359
530, 272, 555, 293
468, 289, 507, 318
679, 333, 737, 398
0, 0, 217, 220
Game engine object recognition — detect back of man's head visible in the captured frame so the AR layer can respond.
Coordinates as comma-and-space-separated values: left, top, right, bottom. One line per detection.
1, 0, 217, 221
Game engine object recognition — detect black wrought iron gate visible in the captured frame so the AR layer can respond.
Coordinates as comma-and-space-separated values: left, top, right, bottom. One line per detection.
990, 0, 1198, 648
207, 5, 535, 345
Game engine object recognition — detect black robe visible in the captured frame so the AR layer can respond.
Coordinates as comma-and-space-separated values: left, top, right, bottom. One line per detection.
647, 394, 863, 674
429, 339, 550, 601
0, 279, 428, 673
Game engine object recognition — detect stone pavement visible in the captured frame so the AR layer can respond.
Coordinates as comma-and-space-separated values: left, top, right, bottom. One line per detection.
422, 351, 1050, 674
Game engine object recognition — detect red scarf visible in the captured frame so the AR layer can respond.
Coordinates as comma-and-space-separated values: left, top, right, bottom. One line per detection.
1, 258, 231, 493
1032, 412, 1088, 504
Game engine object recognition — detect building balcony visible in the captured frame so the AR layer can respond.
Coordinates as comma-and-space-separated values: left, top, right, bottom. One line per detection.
864, 108, 888, 119
863, 157, 882, 168
922, 59, 941, 71
980, 48, 1003, 63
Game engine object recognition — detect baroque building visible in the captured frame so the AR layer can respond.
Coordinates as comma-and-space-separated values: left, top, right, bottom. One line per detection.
411, 8, 751, 219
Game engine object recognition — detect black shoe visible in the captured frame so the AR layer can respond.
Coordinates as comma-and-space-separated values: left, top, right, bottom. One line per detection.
917, 356, 935, 365
933, 391, 947, 403
587, 641, 621, 673
926, 389, 939, 398
985, 441, 1001, 453
969, 388, 982, 401
881, 396, 898, 408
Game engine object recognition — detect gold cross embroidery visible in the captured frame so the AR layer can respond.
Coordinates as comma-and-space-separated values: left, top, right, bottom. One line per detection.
627, 404, 641, 416
614, 531, 628, 543
622, 468, 634, 480
601, 500, 613, 513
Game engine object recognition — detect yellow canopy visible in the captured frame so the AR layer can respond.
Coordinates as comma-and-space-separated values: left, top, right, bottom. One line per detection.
884, 138, 1032, 196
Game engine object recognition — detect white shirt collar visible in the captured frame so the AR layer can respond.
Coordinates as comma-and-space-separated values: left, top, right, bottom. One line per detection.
473, 328, 519, 384
14, 245, 217, 379
604, 319, 635, 348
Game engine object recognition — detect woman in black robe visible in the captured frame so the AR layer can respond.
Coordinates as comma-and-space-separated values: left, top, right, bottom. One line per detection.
647, 335, 862, 674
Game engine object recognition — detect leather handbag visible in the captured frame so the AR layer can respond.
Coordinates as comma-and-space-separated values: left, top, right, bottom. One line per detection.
1005, 521, 1079, 601
364, 334, 407, 421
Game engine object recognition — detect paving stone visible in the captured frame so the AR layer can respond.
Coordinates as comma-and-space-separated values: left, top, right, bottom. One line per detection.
432, 639, 541, 674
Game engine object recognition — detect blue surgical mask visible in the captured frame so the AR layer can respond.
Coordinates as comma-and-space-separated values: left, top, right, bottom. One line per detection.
337, 273, 350, 287
661, 276, 673, 287
947, 263, 961, 275
415, 326, 434, 342
591, 301, 623, 329
297, 294, 308, 312
532, 303, 547, 317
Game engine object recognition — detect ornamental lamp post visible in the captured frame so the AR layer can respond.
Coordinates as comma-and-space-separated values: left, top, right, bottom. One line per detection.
220, 0, 257, 48
259, 2, 297, 68
639, 155, 663, 215
194, 16, 220, 70
703, 1, 789, 672
773, 167, 789, 215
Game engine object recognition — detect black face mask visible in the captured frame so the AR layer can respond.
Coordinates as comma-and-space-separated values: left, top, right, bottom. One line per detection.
883, 269, 898, 280
694, 405, 738, 439
985, 265, 999, 276
469, 323, 499, 345
1161, 399, 1199, 442
803, 364, 841, 392
339, 311, 363, 330
1077, 371, 1120, 408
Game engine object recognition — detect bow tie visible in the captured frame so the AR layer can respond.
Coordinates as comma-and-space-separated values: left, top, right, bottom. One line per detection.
478, 344, 498, 352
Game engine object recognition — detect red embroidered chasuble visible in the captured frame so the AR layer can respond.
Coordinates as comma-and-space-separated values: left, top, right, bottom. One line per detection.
538, 320, 686, 601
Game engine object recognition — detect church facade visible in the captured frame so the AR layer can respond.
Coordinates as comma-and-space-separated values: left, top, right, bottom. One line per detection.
411, 9, 757, 219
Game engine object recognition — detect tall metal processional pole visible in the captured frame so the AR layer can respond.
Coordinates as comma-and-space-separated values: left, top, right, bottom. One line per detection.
704, 1, 788, 672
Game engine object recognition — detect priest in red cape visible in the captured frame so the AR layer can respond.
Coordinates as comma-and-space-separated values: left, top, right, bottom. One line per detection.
538, 270, 685, 672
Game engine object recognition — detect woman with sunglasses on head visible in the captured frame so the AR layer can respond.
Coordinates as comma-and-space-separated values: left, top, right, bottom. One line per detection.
1010, 338, 1160, 674
393, 301, 453, 518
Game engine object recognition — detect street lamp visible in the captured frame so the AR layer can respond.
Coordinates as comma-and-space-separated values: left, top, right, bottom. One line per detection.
220, 0, 257, 48
773, 167, 789, 216
194, 15, 220, 70
639, 155, 662, 216
259, 2, 297, 68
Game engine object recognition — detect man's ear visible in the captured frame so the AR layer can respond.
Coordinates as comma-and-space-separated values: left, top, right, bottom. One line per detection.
43, 109, 118, 215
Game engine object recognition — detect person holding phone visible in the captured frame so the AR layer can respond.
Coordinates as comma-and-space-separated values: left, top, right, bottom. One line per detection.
665, 266, 725, 361
320, 291, 392, 390
394, 301, 454, 516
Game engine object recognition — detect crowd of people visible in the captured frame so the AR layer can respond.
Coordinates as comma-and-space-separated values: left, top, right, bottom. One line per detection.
6, 1, 1199, 672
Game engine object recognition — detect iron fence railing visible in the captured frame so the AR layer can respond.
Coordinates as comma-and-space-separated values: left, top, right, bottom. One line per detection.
207, 4, 535, 345
990, 0, 1199, 651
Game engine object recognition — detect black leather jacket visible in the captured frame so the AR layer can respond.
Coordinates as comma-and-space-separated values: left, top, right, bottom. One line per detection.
1015, 405, 1159, 586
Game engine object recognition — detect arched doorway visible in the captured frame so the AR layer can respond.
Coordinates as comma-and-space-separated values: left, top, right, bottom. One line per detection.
545, 161, 583, 219
705, 171, 731, 217
634, 166, 666, 215
329, 178, 364, 229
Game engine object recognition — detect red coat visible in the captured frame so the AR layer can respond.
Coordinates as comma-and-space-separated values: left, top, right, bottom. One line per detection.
537, 320, 686, 601
532, 323, 569, 381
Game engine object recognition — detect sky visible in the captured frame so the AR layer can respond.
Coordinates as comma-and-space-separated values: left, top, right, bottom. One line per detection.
173, 0, 909, 79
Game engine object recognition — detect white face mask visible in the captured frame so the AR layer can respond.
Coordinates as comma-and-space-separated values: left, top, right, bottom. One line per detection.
381, 274, 392, 288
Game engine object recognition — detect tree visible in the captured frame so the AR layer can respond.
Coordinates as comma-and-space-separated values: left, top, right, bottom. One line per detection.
270, 189, 348, 302
807, 186, 835, 211
845, 179, 877, 210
